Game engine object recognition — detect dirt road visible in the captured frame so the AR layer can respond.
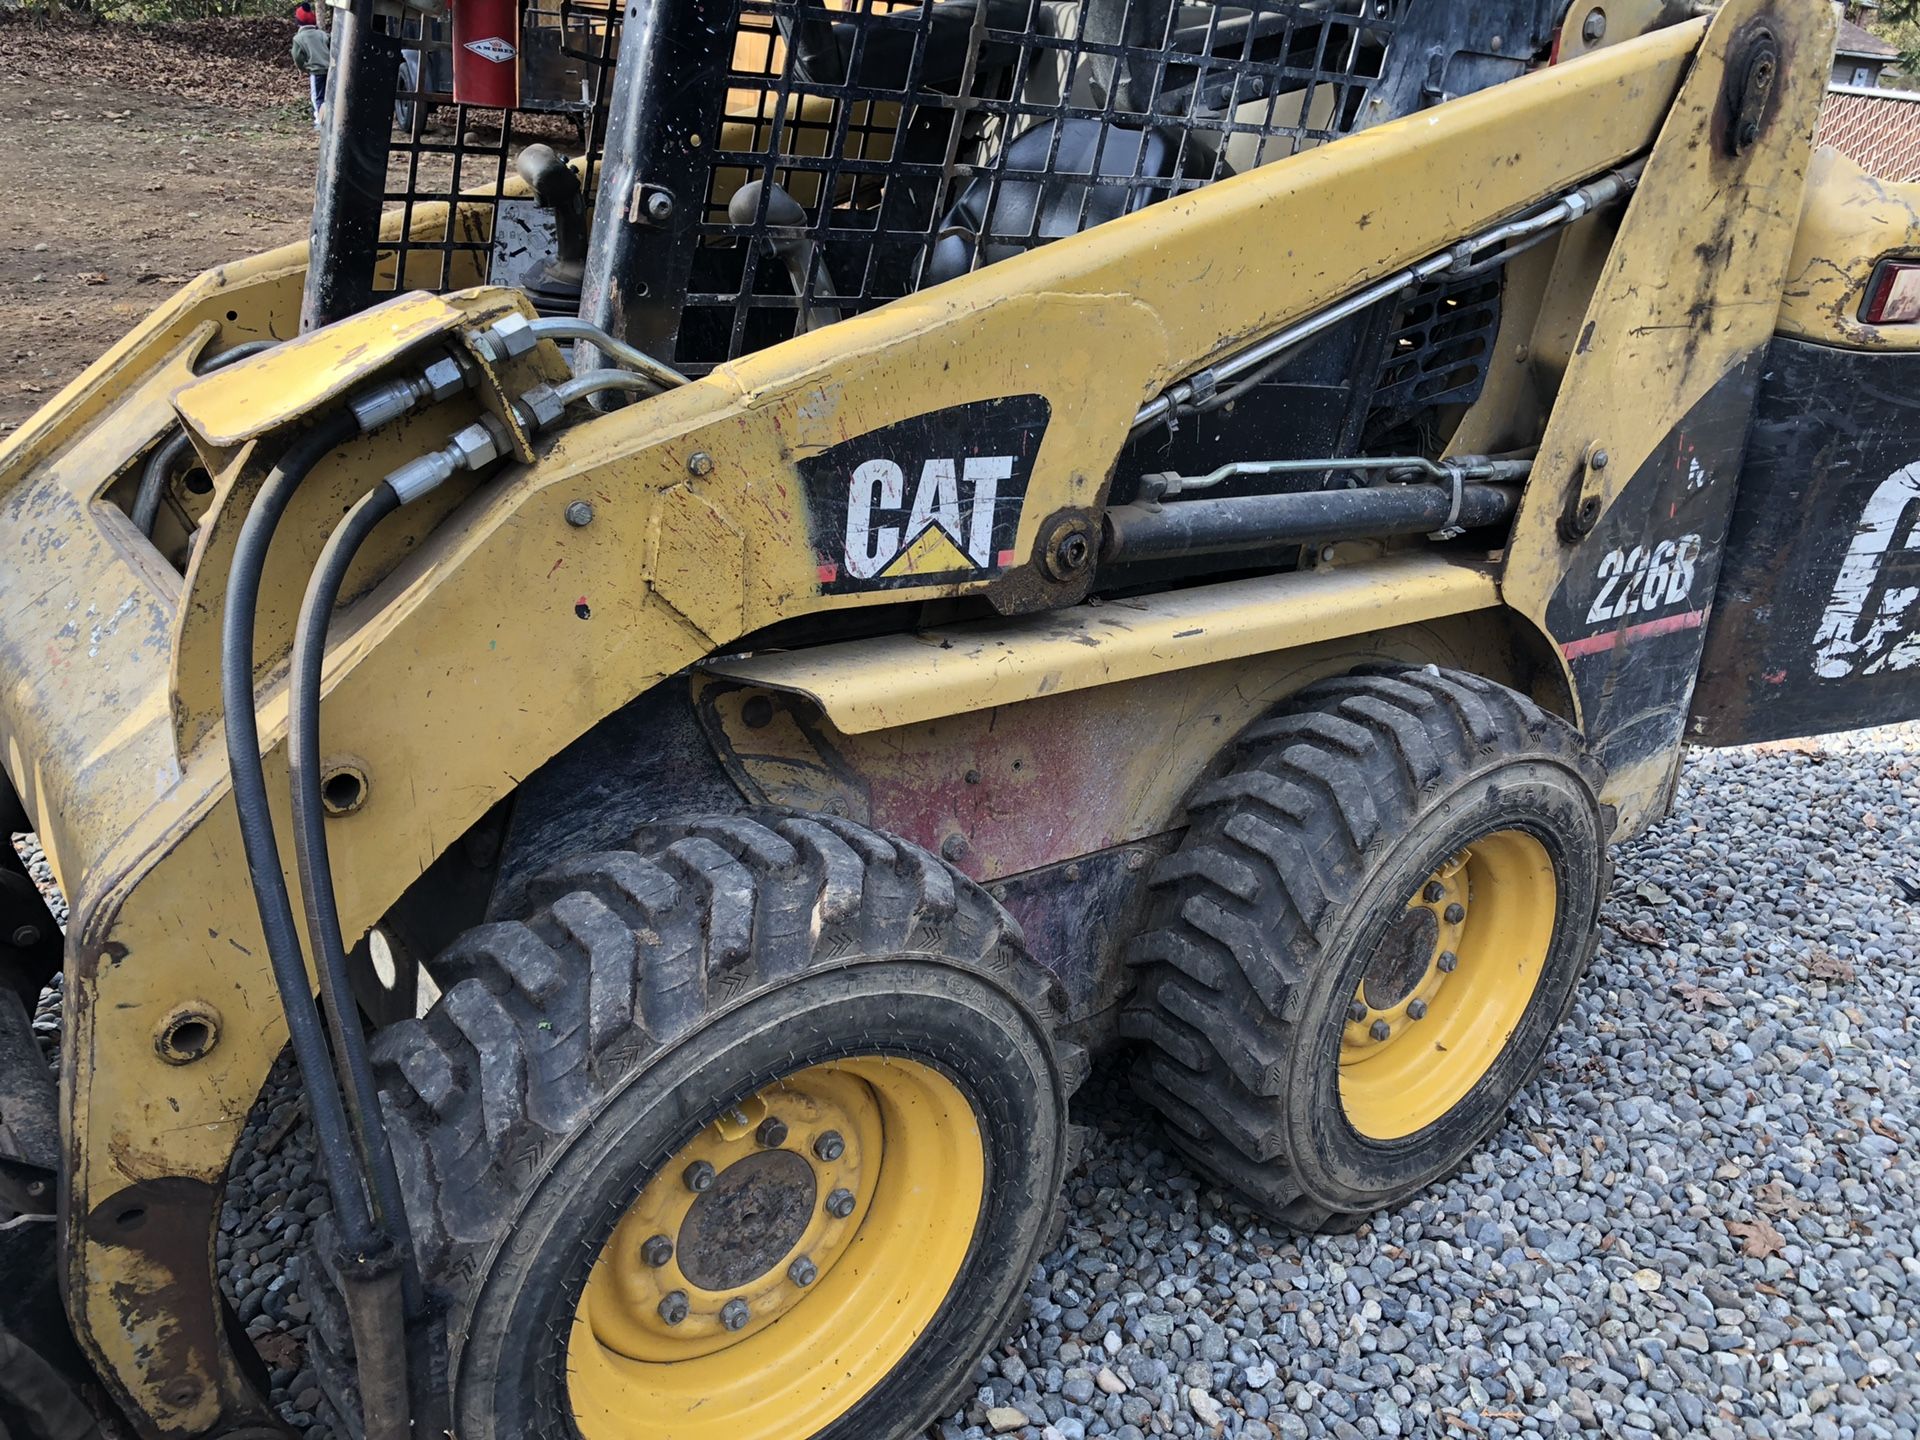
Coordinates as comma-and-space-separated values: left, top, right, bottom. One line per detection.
0, 26, 315, 432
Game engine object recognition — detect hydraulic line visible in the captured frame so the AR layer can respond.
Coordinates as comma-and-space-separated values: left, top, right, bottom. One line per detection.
285, 476, 415, 1440
223, 354, 471, 1440
219, 408, 381, 1255
525, 315, 688, 392
131, 339, 280, 536
1132, 161, 1645, 434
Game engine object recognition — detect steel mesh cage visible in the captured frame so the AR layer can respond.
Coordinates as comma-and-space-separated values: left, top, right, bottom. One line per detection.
364, 0, 1411, 371
681, 0, 1409, 369
371, 0, 623, 298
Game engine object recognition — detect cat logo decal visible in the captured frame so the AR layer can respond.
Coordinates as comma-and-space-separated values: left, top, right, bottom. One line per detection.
799, 395, 1050, 593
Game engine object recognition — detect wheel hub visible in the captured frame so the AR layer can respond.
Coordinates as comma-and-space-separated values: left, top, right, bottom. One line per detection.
677, 1150, 817, 1292
567, 1056, 988, 1440
1338, 831, 1558, 1141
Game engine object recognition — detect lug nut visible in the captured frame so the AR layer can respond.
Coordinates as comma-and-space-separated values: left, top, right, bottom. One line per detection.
788, 1255, 818, 1287
1443, 903, 1466, 925
1347, 1001, 1368, 1024
720, 1298, 751, 1331
1369, 1020, 1391, 1042
1437, 950, 1459, 973
813, 1130, 845, 1162
756, 1116, 789, 1149
1423, 881, 1446, 903
684, 1160, 716, 1193
1407, 999, 1429, 1021
658, 1291, 690, 1326
826, 1187, 857, 1219
642, 1234, 673, 1268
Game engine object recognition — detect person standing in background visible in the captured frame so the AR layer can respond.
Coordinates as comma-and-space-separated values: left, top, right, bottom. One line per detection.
292, 5, 331, 129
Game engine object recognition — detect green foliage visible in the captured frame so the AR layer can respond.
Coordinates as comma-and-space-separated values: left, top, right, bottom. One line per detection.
1869, 2, 1920, 77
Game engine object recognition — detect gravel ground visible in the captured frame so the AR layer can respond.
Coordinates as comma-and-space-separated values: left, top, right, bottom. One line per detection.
21, 722, 1920, 1438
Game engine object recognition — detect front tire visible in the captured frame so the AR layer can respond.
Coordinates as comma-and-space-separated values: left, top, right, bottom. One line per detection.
307, 812, 1082, 1440
1125, 665, 1607, 1231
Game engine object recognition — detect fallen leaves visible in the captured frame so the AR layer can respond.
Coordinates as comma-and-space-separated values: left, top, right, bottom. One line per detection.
1673, 981, 1734, 1013
1805, 950, 1857, 984
1604, 916, 1667, 946
1755, 1180, 1811, 1219
1728, 1215, 1788, 1260
77, 272, 109, 286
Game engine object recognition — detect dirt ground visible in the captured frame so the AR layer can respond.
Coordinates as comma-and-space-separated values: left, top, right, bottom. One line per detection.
0, 17, 323, 432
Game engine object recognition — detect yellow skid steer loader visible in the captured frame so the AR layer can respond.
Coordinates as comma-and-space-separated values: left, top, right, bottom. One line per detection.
1, 0, 1916, 1436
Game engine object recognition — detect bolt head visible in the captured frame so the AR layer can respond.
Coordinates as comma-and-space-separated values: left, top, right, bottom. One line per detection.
10, 925, 40, 949
941, 833, 968, 862
642, 1233, 673, 1268
684, 1160, 717, 1193
825, 1187, 856, 1219
1589, 448, 1610, 471
1437, 950, 1459, 973
1443, 902, 1466, 925
646, 190, 675, 223
658, 1290, 690, 1326
756, 1116, 789, 1149
686, 450, 714, 477
1423, 881, 1447, 903
1347, 1001, 1368, 1024
1055, 532, 1090, 571
1369, 1020, 1391, 1042
813, 1130, 845, 1162
1581, 7, 1606, 42
1407, 998, 1429, 1021
565, 499, 595, 528
720, 1298, 751, 1331
788, 1255, 818, 1287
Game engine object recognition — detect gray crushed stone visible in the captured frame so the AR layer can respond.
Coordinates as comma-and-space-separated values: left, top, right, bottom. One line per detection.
42, 724, 1920, 1437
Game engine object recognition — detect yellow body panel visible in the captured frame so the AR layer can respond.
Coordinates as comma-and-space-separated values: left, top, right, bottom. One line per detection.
1776, 147, 1920, 350
1499, 0, 1834, 835
706, 553, 1499, 734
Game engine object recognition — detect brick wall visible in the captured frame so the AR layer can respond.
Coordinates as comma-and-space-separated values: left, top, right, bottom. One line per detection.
1820, 86, 1920, 183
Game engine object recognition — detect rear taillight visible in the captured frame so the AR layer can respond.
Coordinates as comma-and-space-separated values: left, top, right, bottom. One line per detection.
1862, 260, 1920, 325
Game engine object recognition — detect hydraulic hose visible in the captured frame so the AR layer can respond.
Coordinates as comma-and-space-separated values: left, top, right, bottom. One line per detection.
219, 408, 381, 1255
132, 340, 280, 536
287, 477, 416, 1440
286, 475, 414, 1266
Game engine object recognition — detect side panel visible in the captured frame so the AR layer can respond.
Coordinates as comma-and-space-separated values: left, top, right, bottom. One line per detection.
1499, 0, 1833, 838
1690, 338, 1920, 743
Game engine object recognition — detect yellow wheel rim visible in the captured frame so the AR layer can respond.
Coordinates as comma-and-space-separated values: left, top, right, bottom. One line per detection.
1338, 829, 1557, 1142
566, 1056, 985, 1440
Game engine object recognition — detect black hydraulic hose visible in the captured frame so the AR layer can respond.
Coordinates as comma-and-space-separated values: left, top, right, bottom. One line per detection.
287, 480, 415, 1274
1100, 482, 1521, 564
219, 407, 381, 1254
132, 340, 281, 536
288, 478, 420, 1440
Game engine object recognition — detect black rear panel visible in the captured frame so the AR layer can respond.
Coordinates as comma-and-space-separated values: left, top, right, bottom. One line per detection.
1691, 337, 1920, 745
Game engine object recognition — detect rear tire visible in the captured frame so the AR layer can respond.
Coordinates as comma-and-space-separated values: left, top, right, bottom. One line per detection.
1124, 665, 1606, 1231
307, 811, 1083, 1440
